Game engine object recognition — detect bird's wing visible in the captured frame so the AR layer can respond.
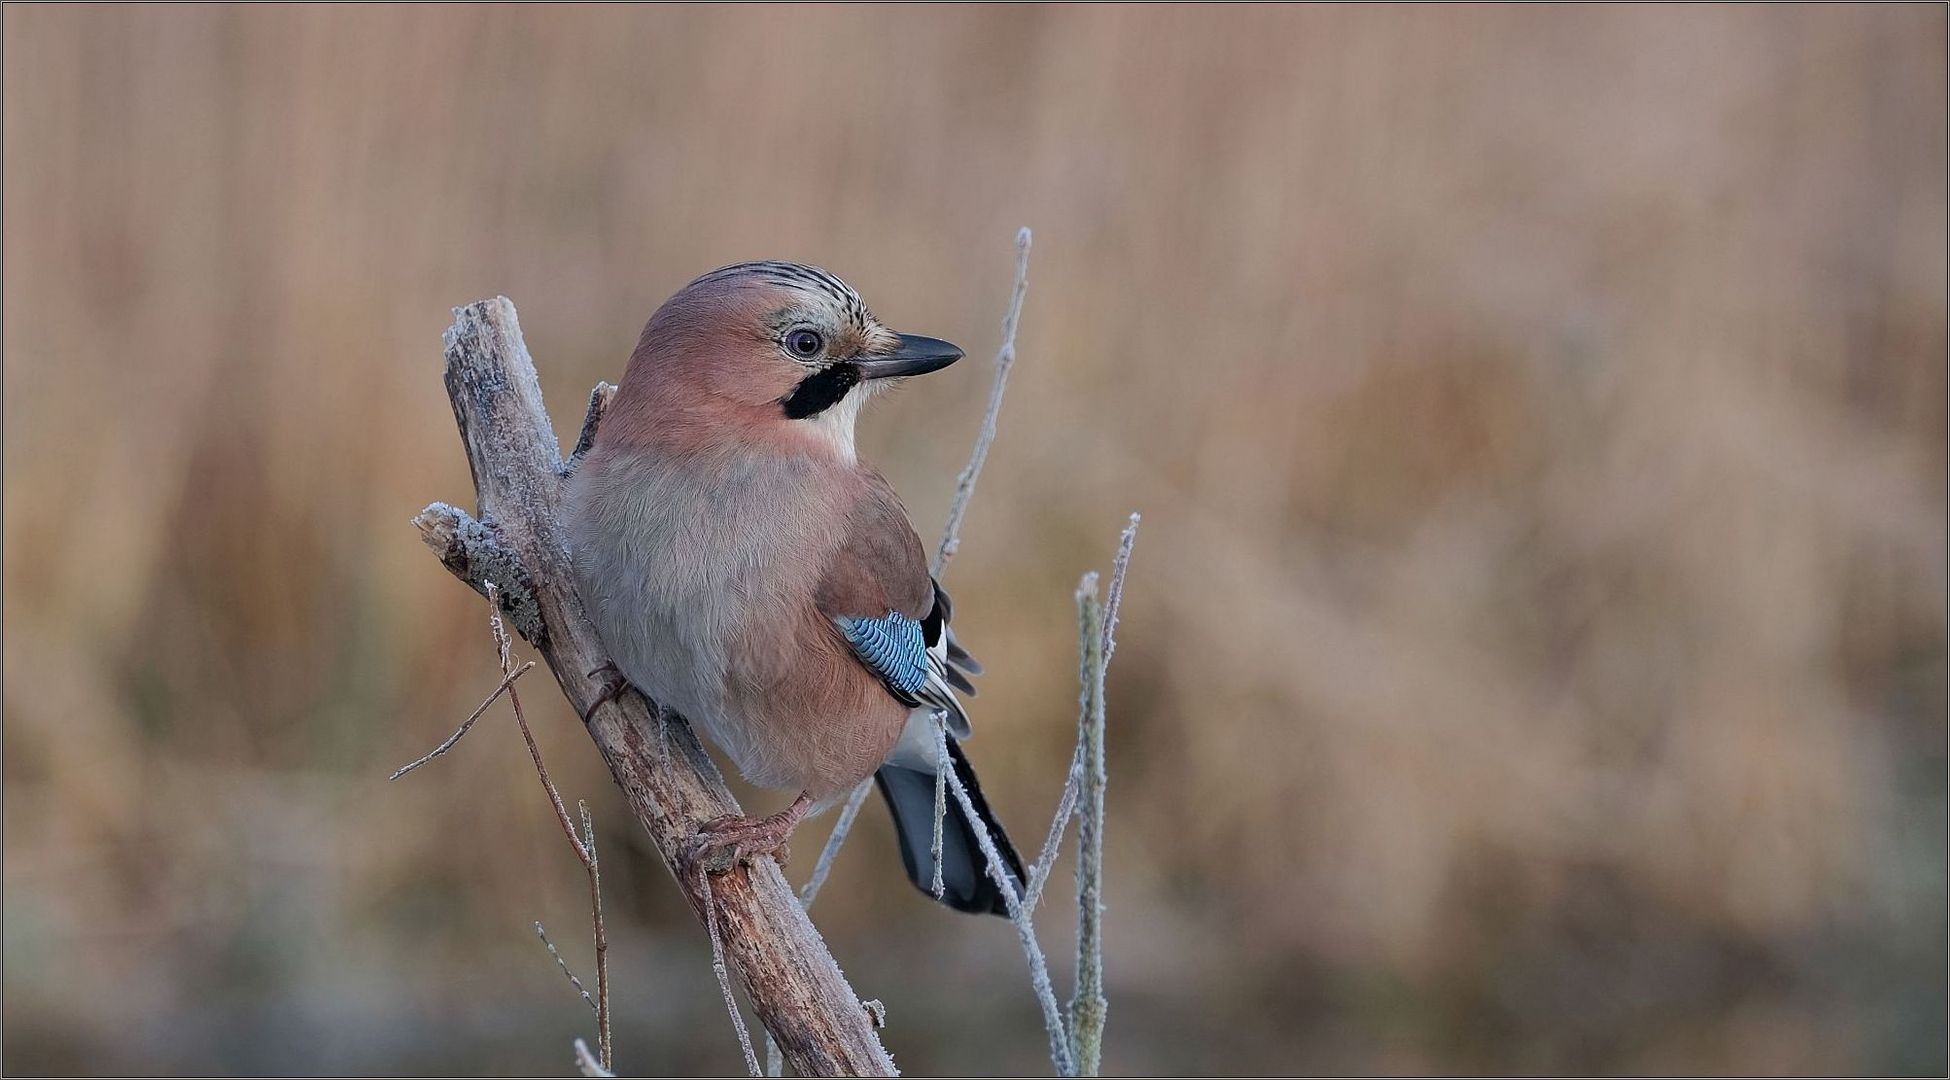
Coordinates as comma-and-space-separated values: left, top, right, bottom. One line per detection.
817, 475, 980, 739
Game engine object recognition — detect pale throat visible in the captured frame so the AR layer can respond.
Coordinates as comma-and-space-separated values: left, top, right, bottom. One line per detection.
793, 386, 868, 463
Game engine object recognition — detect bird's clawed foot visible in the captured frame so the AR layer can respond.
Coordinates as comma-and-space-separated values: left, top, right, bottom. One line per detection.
689, 793, 815, 874
581, 662, 630, 723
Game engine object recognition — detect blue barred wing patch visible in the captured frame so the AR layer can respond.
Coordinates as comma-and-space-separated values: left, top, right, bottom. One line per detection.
838, 610, 930, 701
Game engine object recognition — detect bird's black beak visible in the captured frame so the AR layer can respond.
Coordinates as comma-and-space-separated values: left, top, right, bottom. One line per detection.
853, 334, 963, 380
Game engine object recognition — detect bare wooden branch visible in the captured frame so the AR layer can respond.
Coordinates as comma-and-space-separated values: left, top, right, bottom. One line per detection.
418, 297, 896, 1077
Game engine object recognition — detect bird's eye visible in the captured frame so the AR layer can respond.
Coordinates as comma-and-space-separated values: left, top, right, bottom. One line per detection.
787, 330, 824, 358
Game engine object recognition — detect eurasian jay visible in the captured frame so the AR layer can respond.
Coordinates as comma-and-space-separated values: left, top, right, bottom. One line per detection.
565, 261, 1024, 914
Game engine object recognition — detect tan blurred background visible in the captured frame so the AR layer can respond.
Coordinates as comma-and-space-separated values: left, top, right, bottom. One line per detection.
4, 4, 1944, 1075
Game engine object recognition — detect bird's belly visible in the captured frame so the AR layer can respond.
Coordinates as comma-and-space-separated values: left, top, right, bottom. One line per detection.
574, 525, 788, 787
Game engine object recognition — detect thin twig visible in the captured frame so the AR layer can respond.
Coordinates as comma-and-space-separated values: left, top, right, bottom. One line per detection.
486, 584, 611, 1070
943, 516, 1133, 1075
1101, 514, 1140, 666
491, 584, 591, 866
935, 226, 1033, 577
798, 780, 876, 913
1025, 516, 1139, 912
536, 921, 599, 1015
388, 660, 536, 780
582, 800, 612, 1071
702, 870, 763, 1078
1024, 751, 1084, 914
797, 228, 1036, 915
931, 713, 949, 901
944, 761, 1077, 1077
800, 777, 873, 908
1069, 577, 1109, 1076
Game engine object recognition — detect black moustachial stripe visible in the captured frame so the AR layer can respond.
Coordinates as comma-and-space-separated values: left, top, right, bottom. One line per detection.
781, 361, 860, 419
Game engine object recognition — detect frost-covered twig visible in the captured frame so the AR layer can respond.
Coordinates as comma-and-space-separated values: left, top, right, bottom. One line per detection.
568, 381, 617, 470
494, 590, 588, 864
944, 756, 1077, 1077
797, 228, 1036, 914
935, 226, 1033, 577
1069, 576, 1109, 1076
968, 518, 1135, 1077
1100, 514, 1140, 667
1026, 516, 1139, 912
397, 583, 607, 1070
1023, 754, 1084, 914
798, 781, 875, 912
393, 583, 615, 1068
536, 920, 599, 1015
931, 712, 949, 900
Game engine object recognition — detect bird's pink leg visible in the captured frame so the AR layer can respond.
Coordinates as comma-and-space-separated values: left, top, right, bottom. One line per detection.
691, 792, 816, 872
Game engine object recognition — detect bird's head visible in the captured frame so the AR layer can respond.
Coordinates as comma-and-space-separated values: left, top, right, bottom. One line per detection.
619, 261, 963, 460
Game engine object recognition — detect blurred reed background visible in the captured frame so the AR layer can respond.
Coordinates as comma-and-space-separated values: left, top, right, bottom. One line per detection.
3, 4, 1944, 1075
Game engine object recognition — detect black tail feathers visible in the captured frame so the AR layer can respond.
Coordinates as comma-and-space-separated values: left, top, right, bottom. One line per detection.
874, 740, 1025, 915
